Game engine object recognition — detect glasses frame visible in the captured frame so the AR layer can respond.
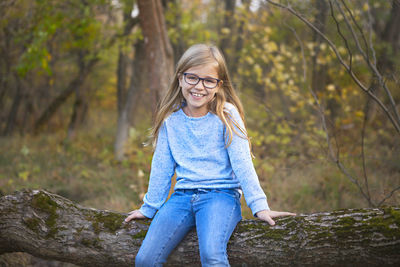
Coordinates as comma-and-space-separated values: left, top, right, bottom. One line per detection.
182, 72, 221, 89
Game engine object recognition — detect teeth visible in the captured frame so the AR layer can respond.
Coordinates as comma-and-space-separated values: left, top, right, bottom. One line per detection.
192, 93, 203, 97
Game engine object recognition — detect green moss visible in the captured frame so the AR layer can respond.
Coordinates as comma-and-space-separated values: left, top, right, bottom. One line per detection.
81, 237, 103, 249
133, 230, 147, 239
88, 212, 125, 234
284, 218, 300, 228
337, 216, 356, 226
313, 231, 333, 239
262, 228, 291, 240
366, 216, 400, 238
332, 208, 400, 240
236, 222, 291, 241
92, 220, 101, 235
314, 216, 322, 223
31, 192, 59, 237
23, 217, 40, 232
384, 207, 400, 226
235, 222, 262, 233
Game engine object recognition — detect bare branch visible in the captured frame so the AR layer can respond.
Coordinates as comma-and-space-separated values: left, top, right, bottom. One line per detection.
281, 3, 375, 207
337, 0, 370, 64
361, 108, 372, 204
265, 0, 400, 133
335, 0, 400, 127
328, 0, 353, 71
378, 185, 400, 207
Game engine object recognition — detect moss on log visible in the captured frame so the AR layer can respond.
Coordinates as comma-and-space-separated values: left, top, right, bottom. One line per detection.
0, 189, 399, 266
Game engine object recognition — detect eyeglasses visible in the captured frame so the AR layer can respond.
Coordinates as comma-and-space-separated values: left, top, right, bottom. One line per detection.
183, 73, 221, 89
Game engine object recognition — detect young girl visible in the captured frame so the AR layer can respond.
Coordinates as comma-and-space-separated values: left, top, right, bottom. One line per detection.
125, 43, 296, 266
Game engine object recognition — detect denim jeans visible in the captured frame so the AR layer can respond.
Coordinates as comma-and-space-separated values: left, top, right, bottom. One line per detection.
135, 188, 242, 267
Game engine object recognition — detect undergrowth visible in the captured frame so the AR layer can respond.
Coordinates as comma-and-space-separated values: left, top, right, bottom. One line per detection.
0, 109, 399, 218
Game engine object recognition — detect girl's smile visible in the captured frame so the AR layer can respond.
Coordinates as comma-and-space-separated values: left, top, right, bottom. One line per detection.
179, 63, 220, 117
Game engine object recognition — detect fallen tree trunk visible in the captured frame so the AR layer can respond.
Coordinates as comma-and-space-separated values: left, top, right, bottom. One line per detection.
0, 190, 399, 266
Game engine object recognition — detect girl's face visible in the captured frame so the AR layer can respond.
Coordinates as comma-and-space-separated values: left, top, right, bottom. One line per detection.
179, 63, 221, 117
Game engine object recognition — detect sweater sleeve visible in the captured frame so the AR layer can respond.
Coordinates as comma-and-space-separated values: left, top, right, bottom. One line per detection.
139, 122, 176, 218
225, 105, 270, 216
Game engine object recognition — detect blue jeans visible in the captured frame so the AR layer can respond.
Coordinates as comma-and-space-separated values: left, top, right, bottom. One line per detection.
135, 188, 242, 267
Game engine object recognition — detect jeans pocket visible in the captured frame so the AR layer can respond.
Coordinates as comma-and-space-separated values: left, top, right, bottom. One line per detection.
215, 189, 241, 200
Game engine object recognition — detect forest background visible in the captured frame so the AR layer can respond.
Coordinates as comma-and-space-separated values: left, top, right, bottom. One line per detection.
1, 0, 399, 220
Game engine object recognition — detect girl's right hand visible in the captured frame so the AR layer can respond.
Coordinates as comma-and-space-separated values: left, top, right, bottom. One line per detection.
125, 210, 146, 222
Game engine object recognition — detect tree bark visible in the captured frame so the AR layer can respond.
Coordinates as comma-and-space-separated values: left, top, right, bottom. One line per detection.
137, 0, 174, 111
1, 189, 399, 266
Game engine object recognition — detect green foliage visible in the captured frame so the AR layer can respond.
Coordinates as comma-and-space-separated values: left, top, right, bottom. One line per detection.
9, 0, 110, 77
1, 0, 399, 216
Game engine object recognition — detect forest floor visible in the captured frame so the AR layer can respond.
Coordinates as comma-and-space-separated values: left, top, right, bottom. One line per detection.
1, 109, 399, 219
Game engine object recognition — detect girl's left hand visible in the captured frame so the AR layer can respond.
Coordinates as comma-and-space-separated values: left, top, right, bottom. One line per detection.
125, 210, 147, 222
255, 210, 296, 226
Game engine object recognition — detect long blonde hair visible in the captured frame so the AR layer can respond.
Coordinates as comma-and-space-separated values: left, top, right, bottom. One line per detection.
151, 44, 251, 151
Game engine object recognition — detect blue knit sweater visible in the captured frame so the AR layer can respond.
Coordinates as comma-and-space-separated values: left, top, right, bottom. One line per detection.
139, 103, 270, 218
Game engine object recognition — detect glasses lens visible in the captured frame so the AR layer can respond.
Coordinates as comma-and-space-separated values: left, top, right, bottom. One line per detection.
185, 74, 199, 85
204, 78, 218, 89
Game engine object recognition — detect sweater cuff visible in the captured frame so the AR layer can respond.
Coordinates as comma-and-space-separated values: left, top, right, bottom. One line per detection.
139, 204, 157, 219
249, 198, 270, 217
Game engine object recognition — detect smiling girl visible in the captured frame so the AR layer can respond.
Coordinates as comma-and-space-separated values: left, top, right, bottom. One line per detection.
125, 43, 296, 266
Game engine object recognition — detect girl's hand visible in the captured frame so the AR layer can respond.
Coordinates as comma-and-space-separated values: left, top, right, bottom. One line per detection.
125, 210, 146, 222
255, 210, 296, 226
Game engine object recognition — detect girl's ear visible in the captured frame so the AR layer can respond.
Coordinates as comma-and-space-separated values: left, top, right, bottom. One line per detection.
216, 80, 223, 93
178, 74, 183, 87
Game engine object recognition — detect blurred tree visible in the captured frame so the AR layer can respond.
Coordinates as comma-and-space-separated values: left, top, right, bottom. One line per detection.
137, 0, 173, 105
219, 0, 236, 63
0, 0, 118, 136
114, 0, 141, 161
114, 0, 174, 160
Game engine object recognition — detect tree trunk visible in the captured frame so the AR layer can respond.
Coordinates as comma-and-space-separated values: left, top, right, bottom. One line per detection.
310, 0, 328, 94
114, 12, 141, 161
219, 0, 236, 61
67, 88, 89, 140
117, 49, 129, 116
1, 189, 399, 266
2, 74, 23, 136
137, 0, 174, 111
33, 57, 98, 134
114, 81, 140, 161
165, 0, 185, 64
365, 0, 400, 123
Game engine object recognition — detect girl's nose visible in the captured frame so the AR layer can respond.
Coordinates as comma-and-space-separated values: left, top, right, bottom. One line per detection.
194, 80, 205, 90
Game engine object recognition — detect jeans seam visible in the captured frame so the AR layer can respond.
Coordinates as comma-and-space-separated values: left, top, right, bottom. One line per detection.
221, 200, 238, 266
154, 212, 192, 265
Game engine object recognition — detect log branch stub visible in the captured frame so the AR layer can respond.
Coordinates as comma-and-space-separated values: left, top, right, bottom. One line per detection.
1, 190, 399, 266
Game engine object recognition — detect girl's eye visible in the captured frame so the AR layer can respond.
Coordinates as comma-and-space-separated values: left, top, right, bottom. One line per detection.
205, 79, 215, 84
187, 75, 198, 81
